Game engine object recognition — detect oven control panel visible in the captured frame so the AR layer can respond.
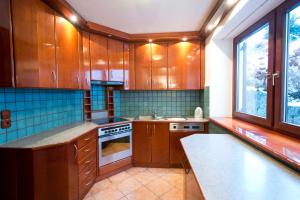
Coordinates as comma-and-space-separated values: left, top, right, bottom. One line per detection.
98, 123, 132, 138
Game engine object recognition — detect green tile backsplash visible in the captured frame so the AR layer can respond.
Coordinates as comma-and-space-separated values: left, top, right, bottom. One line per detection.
0, 88, 83, 144
114, 88, 209, 117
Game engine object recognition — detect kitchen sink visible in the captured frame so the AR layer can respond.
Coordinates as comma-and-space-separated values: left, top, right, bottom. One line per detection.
134, 115, 187, 121
164, 117, 186, 121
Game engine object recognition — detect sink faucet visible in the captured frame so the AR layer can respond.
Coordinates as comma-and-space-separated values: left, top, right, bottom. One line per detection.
152, 110, 157, 119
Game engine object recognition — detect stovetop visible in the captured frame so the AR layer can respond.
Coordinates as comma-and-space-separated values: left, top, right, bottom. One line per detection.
92, 117, 129, 125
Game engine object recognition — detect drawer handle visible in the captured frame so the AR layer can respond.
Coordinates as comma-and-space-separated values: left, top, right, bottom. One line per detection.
85, 148, 90, 152
85, 180, 93, 186
85, 170, 92, 175
84, 137, 90, 141
85, 160, 91, 164
73, 144, 78, 158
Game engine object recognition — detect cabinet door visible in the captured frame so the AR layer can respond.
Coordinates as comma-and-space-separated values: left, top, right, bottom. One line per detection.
124, 43, 135, 90
80, 31, 91, 90
55, 15, 80, 89
168, 41, 201, 89
170, 132, 194, 167
108, 39, 124, 82
12, 0, 56, 88
151, 43, 168, 90
151, 123, 169, 167
132, 122, 152, 165
135, 43, 151, 90
90, 34, 108, 81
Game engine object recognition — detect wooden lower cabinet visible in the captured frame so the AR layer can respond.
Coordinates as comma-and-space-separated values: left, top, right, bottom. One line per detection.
0, 129, 98, 200
132, 122, 169, 167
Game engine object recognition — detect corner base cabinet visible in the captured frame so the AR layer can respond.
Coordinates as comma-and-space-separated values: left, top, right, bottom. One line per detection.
0, 129, 97, 200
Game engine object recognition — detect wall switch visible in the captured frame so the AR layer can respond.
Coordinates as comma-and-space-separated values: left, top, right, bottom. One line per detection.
1, 119, 11, 129
1, 110, 11, 119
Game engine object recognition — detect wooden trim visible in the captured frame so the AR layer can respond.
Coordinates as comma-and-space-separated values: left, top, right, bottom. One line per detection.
232, 11, 276, 128
274, 0, 300, 138
200, 40, 206, 89
129, 31, 201, 42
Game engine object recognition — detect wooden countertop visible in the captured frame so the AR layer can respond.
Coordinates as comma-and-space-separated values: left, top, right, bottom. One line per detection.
181, 134, 300, 200
210, 117, 300, 171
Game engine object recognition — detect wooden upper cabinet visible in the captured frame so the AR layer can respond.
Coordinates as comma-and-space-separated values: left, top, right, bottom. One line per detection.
151, 43, 168, 90
55, 15, 80, 89
80, 31, 91, 90
90, 34, 108, 81
135, 43, 152, 90
12, 0, 57, 88
124, 43, 135, 90
108, 39, 124, 82
168, 41, 201, 90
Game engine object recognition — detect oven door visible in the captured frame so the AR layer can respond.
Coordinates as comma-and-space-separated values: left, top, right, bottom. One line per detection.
99, 131, 132, 166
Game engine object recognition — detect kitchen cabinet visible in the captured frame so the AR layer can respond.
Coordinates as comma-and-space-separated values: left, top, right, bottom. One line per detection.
12, 0, 57, 88
151, 43, 168, 90
79, 31, 91, 90
123, 43, 135, 90
108, 39, 124, 82
55, 15, 80, 89
135, 43, 152, 90
90, 34, 108, 81
168, 41, 201, 89
132, 122, 169, 167
0, 129, 98, 200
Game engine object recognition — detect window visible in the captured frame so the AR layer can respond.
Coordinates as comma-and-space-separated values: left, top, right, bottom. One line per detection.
233, 13, 275, 127
234, 0, 300, 138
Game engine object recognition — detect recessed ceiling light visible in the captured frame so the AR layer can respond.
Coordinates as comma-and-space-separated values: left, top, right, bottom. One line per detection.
226, 0, 238, 6
182, 37, 188, 41
70, 15, 78, 23
149, 39, 153, 43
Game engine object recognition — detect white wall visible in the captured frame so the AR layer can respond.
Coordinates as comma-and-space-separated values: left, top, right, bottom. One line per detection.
205, 35, 233, 117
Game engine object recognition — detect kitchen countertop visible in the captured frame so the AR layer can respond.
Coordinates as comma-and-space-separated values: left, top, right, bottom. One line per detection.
181, 134, 300, 200
124, 117, 209, 123
0, 122, 99, 149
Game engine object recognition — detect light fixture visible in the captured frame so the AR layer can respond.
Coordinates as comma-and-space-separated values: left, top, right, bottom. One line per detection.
149, 39, 153, 43
182, 37, 188, 41
226, 0, 238, 6
70, 15, 78, 23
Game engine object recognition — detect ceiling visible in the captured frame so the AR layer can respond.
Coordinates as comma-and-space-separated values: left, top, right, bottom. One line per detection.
66, 0, 218, 34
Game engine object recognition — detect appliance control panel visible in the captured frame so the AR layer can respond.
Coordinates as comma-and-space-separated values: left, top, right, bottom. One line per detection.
99, 123, 132, 137
169, 122, 204, 132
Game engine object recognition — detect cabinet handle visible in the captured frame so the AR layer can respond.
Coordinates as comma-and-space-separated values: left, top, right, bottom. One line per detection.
84, 137, 90, 141
153, 124, 155, 137
51, 71, 57, 81
272, 71, 280, 86
85, 148, 90, 152
73, 144, 78, 158
85, 180, 93, 187
85, 170, 92, 175
85, 160, 91, 164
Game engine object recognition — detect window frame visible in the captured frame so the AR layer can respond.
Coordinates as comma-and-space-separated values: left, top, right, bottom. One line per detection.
274, 0, 300, 138
233, 12, 276, 128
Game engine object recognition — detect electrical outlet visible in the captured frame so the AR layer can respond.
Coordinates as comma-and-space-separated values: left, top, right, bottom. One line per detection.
1, 110, 11, 119
1, 119, 11, 129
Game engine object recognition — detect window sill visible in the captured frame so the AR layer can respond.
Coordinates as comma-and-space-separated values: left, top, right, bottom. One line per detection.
209, 117, 300, 171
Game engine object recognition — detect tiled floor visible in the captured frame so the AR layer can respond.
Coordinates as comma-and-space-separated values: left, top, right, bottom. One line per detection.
84, 167, 185, 200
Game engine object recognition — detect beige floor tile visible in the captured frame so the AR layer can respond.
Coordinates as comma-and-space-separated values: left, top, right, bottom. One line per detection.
116, 177, 142, 195
126, 167, 147, 175
90, 179, 113, 194
168, 168, 185, 174
119, 197, 128, 200
126, 186, 158, 200
147, 168, 172, 176
109, 171, 130, 184
133, 171, 158, 185
161, 173, 184, 188
145, 178, 172, 196
160, 188, 185, 200
93, 185, 124, 200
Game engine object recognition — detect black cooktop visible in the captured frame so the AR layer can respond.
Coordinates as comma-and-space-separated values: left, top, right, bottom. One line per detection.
92, 117, 129, 125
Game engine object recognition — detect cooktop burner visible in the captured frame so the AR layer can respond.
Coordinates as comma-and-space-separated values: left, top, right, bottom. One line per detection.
92, 117, 129, 125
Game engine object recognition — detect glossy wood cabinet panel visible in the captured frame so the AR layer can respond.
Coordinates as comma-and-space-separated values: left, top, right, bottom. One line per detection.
80, 31, 91, 90
108, 39, 124, 82
123, 43, 135, 90
151, 43, 168, 90
151, 123, 169, 167
12, 0, 57, 88
0, 0, 14, 87
133, 122, 152, 165
90, 34, 108, 81
135, 43, 152, 90
168, 41, 201, 89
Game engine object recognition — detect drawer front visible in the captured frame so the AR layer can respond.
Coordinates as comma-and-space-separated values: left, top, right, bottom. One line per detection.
77, 129, 97, 149
79, 151, 97, 173
79, 169, 96, 197
78, 140, 97, 163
